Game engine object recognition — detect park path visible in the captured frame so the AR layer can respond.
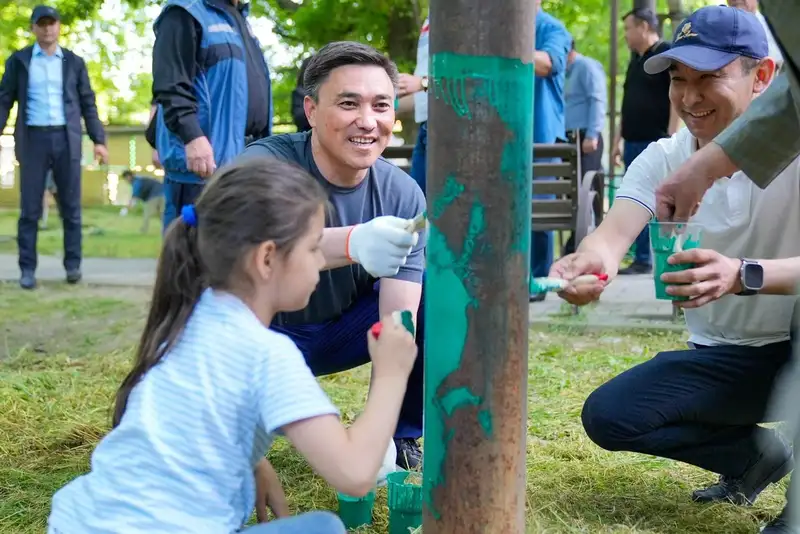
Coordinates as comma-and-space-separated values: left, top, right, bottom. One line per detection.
0, 254, 683, 331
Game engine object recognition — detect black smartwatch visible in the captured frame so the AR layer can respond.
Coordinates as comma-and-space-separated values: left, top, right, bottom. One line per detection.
736, 258, 764, 296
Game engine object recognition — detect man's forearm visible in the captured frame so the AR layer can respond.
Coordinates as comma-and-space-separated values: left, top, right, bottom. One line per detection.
576, 231, 627, 278
755, 257, 800, 295
321, 227, 356, 270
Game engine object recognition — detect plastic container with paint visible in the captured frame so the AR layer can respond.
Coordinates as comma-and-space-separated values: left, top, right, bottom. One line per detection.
649, 220, 703, 301
337, 489, 375, 529
387, 470, 424, 534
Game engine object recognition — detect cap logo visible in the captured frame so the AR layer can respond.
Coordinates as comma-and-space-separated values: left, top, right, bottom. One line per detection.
675, 22, 699, 42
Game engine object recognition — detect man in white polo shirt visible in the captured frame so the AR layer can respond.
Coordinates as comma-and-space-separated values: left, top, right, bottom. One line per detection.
549, 7, 799, 531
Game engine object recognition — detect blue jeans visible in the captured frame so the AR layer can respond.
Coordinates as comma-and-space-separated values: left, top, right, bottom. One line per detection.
409, 121, 427, 194
623, 141, 653, 266
163, 176, 204, 232
241, 511, 346, 533
271, 288, 425, 439
530, 158, 556, 286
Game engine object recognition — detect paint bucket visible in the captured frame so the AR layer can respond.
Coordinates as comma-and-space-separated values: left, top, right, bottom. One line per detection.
649, 220, 703, 300
387, 470, 423, 534
337, 489, 375, 529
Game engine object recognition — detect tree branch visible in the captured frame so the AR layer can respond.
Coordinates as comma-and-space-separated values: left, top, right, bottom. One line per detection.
274, 0, 300, 12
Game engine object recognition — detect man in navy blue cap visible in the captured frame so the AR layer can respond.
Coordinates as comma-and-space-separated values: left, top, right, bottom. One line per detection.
0, 4, 108, 290
548, 6, 800, 529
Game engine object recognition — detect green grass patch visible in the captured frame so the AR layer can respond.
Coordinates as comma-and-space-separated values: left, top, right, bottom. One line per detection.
0, 206, 162, 259
0, 287, 786, 533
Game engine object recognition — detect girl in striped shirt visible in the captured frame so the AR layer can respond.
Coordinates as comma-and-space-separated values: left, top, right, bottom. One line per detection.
48, 158, 419, 534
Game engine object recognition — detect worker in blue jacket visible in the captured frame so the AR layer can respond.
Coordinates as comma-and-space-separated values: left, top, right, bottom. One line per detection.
151, 0, 273, 229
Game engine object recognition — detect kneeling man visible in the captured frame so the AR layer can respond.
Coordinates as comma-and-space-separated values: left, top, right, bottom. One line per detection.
239, 41, 426, 471
550, 6, 798, 532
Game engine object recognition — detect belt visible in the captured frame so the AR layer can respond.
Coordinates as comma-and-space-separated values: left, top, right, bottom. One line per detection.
28, 125, 66, 131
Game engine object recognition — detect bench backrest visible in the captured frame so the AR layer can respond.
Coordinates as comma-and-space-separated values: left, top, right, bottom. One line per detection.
531, 142, 581, 232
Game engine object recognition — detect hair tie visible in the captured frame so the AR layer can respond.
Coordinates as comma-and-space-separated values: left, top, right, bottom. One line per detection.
181, 205, 198, 227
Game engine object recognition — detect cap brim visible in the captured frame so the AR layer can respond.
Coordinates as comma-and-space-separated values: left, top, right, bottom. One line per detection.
644, 45, 740, 74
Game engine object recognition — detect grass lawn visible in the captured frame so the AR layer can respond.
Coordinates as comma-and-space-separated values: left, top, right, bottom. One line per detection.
0, 206, 162, 259
0, 284, 788, 533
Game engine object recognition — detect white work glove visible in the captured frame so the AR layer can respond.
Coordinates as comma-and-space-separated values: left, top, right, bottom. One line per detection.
347, 216, 419, 278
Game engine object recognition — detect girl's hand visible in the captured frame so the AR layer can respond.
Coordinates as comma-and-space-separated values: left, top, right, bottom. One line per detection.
255, 458, 290, 522
367, 315, 418, 380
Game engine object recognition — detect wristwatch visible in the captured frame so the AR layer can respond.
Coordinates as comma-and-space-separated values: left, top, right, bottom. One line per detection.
736, 258, 764, 296
421, 76, 429, 91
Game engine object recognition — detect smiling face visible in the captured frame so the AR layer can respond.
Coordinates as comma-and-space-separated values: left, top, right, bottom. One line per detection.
668, 57, 774, 144
305, 64, 395, 175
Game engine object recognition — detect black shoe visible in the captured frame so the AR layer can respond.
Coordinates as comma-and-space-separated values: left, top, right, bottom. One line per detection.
529, 292, 546, 303
19, 270, 36, 290
692, 438, 793, 505
66, 269, 82, 284
763, 508, 800, 533
395, 438, 422, 470
618, 262, 652, 275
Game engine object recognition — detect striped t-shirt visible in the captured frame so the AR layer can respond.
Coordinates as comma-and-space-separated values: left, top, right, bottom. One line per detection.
48, 289, 339, 534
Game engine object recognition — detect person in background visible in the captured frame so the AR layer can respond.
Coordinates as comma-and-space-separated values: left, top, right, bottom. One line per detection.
397, 16, 430, 194
0, 5, 108, 290
612, 7, 679, 275
530, 0, 572, 301
120, 170, 165, 234
655, 2, 800, 530
151, 0, 273, 230
240, 41, 427, 472
563, 39, 607, 254
727, 0, 783, 70
291, 56, 312, 133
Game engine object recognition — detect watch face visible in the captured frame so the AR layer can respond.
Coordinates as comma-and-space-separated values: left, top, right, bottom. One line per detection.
744, 262, 764, 289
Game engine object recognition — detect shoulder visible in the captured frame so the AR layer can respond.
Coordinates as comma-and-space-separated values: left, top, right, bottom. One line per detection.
242, 132, 309, 166
61, 48, 84, 65
536, 10, 566, 29
372, 158, 426, 217
587, 57, 605, 73
620, 128, 694, 190
655, 41, 671, 53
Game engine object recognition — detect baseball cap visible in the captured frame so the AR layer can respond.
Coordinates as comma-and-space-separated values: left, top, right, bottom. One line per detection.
31, 5, 60, 24
644, 5, 767, 75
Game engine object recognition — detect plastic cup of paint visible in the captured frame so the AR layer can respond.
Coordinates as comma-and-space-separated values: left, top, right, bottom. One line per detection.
649, 220, 703, 301
387, 470, 424, 534
337, 490, 375, 529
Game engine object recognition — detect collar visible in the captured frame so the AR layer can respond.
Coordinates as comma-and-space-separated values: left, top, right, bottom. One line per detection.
33, 42, 63, 58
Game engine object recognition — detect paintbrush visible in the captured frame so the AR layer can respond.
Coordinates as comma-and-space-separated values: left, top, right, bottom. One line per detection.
530, 273, 608, 294
405, 211, 428, 233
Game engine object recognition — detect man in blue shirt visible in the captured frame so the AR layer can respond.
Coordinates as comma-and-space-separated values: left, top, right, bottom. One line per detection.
531, 2, 572, 300
0, 5, 108, 290
562, 40, 608, 254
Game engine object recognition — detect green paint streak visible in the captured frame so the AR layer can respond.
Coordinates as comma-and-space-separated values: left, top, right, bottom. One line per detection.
431, 175, 465, 219
440, 387, 482, 416
424, 52, 534, 520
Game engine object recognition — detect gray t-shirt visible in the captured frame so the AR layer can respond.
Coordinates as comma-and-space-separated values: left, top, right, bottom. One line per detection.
241, 132, 426, 325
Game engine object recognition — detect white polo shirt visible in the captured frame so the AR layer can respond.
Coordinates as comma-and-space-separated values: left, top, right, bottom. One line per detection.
616, 127, 800, 347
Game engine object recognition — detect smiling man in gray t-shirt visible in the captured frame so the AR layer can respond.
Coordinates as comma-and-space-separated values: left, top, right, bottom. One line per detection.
239, 41, 426, 471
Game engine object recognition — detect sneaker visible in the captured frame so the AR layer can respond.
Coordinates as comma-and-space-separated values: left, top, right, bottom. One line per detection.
20, 270, 36, 290
618, 262, 652, 275
66, 269, 82, 285
762, 508, 800, 533
395, 438, 422, 470
692, 438, 793, 506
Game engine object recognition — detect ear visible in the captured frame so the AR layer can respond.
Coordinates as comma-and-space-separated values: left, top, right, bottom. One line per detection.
304, 95, 317, 129
252, 240, 278, 283
753, 58, 776, 94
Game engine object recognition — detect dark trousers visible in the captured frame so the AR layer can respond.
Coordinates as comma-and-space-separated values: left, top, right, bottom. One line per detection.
162, 176, 204, 231
18, 127, 82, 272
409, 121, 427, 195
581, 341, 793, 478
623, 140, 654, 266
271, 288, 425, 439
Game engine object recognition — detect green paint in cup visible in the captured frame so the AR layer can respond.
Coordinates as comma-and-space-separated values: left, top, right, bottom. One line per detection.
649, 220, 703, 301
